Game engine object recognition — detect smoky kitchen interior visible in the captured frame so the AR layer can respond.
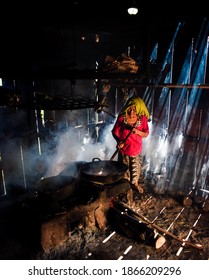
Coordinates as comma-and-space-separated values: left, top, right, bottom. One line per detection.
0, 1, 209, 260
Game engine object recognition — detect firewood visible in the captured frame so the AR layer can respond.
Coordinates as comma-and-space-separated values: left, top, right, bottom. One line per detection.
112, 199, 203, 250
155, 235, 166, 249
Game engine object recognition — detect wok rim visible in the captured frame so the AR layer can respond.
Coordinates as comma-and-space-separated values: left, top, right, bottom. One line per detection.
79, 159, 128, 184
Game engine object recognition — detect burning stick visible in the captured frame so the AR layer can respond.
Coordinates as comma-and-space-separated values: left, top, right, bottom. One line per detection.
112, 199, 203, 250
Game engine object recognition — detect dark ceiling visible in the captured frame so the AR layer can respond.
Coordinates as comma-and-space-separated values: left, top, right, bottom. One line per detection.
0, 0, 207, 79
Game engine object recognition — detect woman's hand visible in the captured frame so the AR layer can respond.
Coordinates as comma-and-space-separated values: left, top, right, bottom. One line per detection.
117, 142, 125, 149
133, 128, 149, 138
133, 128, 139, 135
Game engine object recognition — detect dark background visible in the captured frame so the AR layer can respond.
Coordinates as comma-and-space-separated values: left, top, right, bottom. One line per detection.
0, 0, 207, 79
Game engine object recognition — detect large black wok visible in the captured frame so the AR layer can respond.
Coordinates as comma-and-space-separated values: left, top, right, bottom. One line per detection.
36, 175, 76, 201
79, 158, 128, 185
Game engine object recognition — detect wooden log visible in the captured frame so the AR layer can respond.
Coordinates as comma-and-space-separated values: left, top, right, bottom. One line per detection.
112, 199, 203, 250
110, 206, 166, 249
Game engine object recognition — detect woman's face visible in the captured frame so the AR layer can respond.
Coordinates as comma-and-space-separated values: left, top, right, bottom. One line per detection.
127, 106, 137, 117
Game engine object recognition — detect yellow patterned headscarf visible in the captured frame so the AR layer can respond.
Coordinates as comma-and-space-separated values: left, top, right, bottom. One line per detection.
120, 97, 150, 120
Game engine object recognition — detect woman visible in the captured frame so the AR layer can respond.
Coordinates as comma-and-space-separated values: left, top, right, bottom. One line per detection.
112, 96, 150, 193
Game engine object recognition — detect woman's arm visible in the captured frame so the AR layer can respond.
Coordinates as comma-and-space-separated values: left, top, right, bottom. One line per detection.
132, 128, 149, 138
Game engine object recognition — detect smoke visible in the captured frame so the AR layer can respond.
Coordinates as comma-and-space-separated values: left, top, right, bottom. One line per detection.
44, 122, 116, 176
1, 104, 208, 197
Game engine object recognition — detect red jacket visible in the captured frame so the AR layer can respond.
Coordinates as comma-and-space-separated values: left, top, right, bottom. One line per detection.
112, 114, 149, 156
